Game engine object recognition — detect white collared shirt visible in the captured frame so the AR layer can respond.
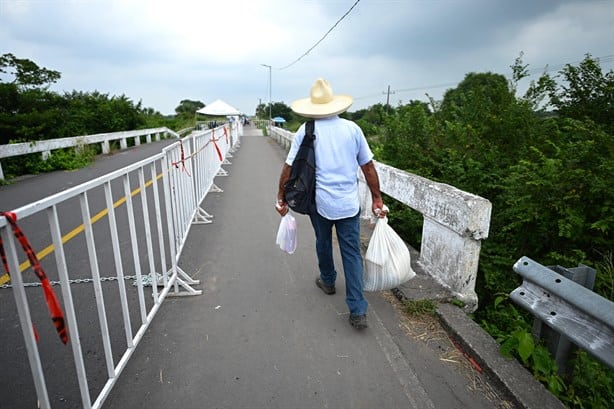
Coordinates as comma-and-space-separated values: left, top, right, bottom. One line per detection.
286, 116, 373, 220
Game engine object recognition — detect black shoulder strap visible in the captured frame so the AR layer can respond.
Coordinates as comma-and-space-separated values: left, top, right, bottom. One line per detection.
305, 120, 315, 140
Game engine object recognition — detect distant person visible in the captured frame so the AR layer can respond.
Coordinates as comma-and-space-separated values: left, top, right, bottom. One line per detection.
275, 78, 386, 330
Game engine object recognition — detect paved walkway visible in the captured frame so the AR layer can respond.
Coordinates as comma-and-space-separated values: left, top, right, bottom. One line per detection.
103, 126, 507, 409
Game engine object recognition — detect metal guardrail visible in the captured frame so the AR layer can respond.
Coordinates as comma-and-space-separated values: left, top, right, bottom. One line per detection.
511, 256, 614, 371
0, 127, 179, 180
0, 124, 241, 408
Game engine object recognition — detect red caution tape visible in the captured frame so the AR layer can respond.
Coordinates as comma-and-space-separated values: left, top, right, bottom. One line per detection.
204, 128, 223, 161
0, 211, 68, 344
223, 127, 229, 144
212, 138, 223, 162
171, 140, 191, 176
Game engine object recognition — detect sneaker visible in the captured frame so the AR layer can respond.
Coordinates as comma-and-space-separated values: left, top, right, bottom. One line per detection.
349, 314, 368, 330
315, 278, 336, 295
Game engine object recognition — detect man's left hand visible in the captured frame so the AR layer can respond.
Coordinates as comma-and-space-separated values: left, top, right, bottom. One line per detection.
372, 199, 387, 218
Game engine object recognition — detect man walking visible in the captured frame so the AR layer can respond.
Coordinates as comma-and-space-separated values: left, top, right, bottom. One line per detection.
275, 78, 386, 330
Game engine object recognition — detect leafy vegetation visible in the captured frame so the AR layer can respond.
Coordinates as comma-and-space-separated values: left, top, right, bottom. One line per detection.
352, 53, 612, 408
4, 145, 97, 176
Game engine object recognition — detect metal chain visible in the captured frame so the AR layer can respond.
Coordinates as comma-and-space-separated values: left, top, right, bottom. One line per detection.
1, 275, 138, 289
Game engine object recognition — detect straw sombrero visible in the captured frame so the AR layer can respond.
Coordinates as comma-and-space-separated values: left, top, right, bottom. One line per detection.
291, 78, 353, 118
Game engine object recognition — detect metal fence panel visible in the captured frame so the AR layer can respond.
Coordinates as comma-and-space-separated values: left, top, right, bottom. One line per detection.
0, 124, 237, 407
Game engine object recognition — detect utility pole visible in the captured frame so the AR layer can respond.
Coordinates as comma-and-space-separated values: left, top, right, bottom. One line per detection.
383, 85, 395, 113
260, 64, 272, 120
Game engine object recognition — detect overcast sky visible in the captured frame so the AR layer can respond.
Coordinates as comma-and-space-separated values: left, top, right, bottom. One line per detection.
1, 0, 612, 116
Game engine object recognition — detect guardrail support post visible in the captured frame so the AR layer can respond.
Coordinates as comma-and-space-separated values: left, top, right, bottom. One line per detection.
532, 264, 596, 376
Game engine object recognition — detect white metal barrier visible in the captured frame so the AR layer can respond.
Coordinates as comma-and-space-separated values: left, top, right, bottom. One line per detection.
0, 125, 238, 408
164, 125, 238, 255
269, 125, 491, 311
0, 127, 179, 180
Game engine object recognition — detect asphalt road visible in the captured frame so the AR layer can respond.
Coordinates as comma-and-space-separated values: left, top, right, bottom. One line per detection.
1, 128, 503, 408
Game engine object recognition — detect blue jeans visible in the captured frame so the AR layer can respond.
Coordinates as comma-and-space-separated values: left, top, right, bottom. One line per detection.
309, 211, 368, 316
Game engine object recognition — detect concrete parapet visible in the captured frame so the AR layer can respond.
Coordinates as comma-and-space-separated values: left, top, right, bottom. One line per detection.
359, 161, 492, 311
0, 127, 178, 180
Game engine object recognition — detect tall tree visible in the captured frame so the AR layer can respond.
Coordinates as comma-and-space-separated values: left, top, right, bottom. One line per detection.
552, 54, 613, 133
0, 54, 63, 144
0, 53, 61, 89
175, 99, 205, 118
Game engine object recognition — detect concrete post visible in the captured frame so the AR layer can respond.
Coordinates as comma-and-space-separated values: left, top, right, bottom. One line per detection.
420, 217, 481, 308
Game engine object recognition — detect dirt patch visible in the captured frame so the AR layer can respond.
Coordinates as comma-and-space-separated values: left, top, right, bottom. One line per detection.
380, 291, 515, 409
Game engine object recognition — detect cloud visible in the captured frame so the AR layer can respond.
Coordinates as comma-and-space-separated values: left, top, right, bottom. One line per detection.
1, 0, 612, 115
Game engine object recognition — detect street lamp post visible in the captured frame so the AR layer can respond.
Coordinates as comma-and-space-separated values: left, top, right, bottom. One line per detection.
260, 64, 272, 120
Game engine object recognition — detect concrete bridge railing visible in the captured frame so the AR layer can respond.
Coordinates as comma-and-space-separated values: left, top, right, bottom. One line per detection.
269, 125, 492, 311
0, 127, 180, 180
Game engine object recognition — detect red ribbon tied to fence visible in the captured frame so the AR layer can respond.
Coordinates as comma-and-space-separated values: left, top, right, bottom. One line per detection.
223, 127, 229, 144
0, 211, 69, 344
211, 129, 223, 162
171, 140, 191, 176
212, 139, 223, 162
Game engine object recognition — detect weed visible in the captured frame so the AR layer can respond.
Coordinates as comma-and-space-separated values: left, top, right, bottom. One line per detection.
403, 299, 437, 316
451, 298, 466, 308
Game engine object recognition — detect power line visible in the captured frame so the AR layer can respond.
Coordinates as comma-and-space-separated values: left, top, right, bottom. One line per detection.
355, 54, 614, 102
276, 0, 361, 70
527, 54, 614, 75
355, 82, 456, 101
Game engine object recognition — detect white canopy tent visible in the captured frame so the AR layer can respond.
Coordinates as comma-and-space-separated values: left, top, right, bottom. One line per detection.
196, 99, 244, 140
196, 99, 242, 116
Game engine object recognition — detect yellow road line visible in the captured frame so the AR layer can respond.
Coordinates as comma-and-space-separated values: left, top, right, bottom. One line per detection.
0, 274, 9, 286
1, 173, 163, 285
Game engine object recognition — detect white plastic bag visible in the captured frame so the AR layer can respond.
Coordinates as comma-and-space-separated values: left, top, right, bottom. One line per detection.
276, 214, 297, 254
364, 216, 415, 291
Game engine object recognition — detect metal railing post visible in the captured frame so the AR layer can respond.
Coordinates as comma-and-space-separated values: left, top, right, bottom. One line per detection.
531, 265, 596, 375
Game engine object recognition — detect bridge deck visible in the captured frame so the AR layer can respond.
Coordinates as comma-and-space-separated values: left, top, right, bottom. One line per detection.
100, 126, 499, 409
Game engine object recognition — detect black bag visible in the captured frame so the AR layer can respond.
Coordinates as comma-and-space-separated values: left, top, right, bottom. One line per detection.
284, 120, 316, 215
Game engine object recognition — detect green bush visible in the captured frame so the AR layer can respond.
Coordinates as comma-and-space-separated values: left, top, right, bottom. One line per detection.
2, 145, 96, 178
374, 54, 613, 408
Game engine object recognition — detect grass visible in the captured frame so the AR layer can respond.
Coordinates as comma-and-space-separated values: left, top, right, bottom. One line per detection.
403, 299, 437, 316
